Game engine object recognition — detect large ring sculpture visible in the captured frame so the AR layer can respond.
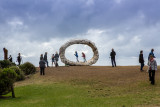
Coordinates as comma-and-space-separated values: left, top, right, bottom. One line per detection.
59, 39, 99, 66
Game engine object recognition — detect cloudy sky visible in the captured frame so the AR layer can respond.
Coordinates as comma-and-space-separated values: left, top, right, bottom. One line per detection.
0, 0, 160, 66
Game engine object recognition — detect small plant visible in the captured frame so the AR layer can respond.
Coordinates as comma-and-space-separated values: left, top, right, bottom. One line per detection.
0, 68, 17, 98
19, 62, 36, 75
10, 66, 25, 81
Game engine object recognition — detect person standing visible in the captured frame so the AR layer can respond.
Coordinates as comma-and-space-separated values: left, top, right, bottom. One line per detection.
40, 54, 43, 60
74, 51, 79, 62
148, 55, 157, 85
139, 50, 144, 71
110, 48, 116, 67
148, 49, 155, 60
82, 52, 86, 62
8, 55, 13, 62
44, 52, 49, 67
51, 54, 55, 67
39, 58, 46, 75
17, 53, 22, 65
54, 52, 59, 67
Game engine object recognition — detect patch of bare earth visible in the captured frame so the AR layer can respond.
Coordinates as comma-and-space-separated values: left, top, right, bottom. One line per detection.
15, 66, 160, 87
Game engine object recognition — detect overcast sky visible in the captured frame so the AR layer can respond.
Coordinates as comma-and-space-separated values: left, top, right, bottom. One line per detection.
0, 0, 160, 66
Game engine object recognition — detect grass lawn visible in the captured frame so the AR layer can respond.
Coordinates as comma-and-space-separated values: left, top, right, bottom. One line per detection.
0, 66, 160, 107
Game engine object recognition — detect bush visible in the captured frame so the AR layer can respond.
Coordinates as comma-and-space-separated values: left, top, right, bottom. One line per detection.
19, 62, 36, 75
10, 66, 25, 81
0, 60, 16, 69
0, 68, 17, 97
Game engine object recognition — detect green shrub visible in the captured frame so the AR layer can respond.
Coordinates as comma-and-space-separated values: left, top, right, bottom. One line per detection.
19, 62, 36, 75
0, 68, 17, 96
0, 60, 16, 69
10, 66, 25, 81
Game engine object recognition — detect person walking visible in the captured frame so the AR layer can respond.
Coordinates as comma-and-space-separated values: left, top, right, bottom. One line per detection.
8, 55, 13, 62
110, 48, 116, 67
139, 50, 144, 71
148, 55, 157, 85
74, 51, 79, 62
39, 58, 46, 75
148, 49, 155, 60
54, 52, 59, 67
40, 54, 43, 60
51, 54, 55, 67
17, 53, 22, 65
82, 52, 86, 62
44, 52, 49, 67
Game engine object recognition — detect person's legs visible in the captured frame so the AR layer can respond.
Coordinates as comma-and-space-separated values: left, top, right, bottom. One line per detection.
140, 63, 143, 70
18, 61, 20, 65
76, 57, 79, 62
40, 68, 42, 75
47, 60, 49, 67
113, 58, 116, 67
151, 70, 155, 85
111, 59, 114, 67
149, 70, 152, 81
43, 68, 45, 75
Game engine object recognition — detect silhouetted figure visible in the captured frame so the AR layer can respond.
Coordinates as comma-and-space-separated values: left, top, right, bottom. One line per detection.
74, 51, 79, 62
148, 49, 155, 60
139, 50, 144, 71
8, 55, 13, 62
54, 52, 59, 67
51, 54, 55, 67
40, 54, 43, 60
3, 48, 8, 60
148, 55, 157, 85
110, 48, 116, 67
17, 53, 22, 65
82, 52, 86, 62
39, 59, 46, 75
44, 52, 49, 67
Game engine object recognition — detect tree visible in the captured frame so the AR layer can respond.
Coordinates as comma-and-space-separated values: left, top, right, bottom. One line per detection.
0, 68, 17, 98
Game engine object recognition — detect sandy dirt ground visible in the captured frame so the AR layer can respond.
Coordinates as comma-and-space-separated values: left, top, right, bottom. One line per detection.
15, 66, 160, 87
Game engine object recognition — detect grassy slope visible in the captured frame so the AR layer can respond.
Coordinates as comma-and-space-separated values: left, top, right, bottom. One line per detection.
0, 66, 160, 107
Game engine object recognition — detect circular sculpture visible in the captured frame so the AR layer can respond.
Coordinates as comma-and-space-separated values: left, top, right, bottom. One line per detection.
59, 39, 99, 66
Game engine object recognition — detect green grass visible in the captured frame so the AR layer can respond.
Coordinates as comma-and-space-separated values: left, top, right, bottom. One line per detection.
1, 81, 160, 107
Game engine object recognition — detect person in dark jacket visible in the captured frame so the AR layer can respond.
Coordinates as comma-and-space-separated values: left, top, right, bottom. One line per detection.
39, 58, 46, 75
139, 50, 144, 71
54, 52, 59, 67
44, 52, 49, 67
148, 49, 155, 60
8, 55, 12, 62
17, 53, 22, 65
110, 48, 116, 67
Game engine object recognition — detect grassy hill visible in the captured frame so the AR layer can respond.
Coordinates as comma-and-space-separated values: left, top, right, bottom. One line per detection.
0, 66, 160, 107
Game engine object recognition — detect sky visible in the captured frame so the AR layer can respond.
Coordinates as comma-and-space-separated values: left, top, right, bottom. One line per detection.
0, 0, 160, 66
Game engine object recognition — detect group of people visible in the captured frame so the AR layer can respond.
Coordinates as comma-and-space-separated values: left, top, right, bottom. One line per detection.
3, 48, 22, 65
139, 49, 157, 85
74, 51, 86, 62
39, 52, 59, 75
109, 48, 158, 85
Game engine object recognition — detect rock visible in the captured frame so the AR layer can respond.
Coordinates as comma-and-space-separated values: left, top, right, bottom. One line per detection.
59, 39, 99, 66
